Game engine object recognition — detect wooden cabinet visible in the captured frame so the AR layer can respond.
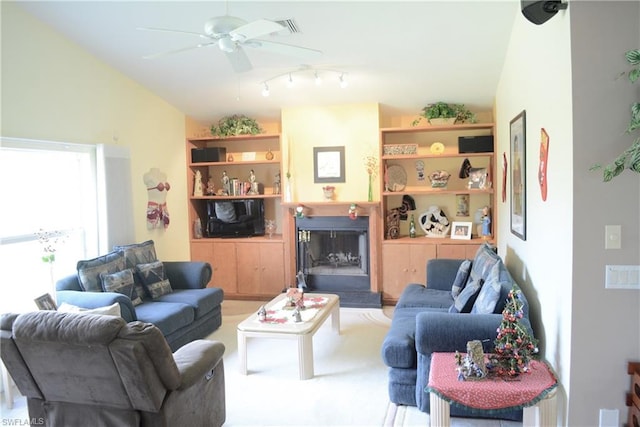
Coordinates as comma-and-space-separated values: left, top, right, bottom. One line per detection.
379, 123, 496, 303
186, 134, 284, 299
236, 241, 285, 296
382, 242, 436, 300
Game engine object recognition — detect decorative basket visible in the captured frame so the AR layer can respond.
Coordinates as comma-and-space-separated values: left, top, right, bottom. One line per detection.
428, 170, 451, 188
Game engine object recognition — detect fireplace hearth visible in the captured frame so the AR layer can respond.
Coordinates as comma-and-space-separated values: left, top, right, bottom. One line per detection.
296, 215, 381, 308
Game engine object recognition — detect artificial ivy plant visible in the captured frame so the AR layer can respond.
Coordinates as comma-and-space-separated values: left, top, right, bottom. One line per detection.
591, 49, 640, 182
411, 102, 476, 126
210, 114, 263, 137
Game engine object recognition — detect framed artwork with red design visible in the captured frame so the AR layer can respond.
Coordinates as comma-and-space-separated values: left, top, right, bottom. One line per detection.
539, 128, 549, 201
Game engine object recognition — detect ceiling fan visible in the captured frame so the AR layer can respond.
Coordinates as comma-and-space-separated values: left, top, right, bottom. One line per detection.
139, 15, 322, 73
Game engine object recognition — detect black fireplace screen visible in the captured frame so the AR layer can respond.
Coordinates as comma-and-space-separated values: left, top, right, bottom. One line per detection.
296, 216, 369, 291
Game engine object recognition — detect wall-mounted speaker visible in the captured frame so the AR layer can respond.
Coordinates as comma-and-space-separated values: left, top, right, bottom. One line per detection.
521, 0, 568, 25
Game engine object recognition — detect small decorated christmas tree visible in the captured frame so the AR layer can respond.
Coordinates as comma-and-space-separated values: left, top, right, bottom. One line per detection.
490, 286, 538, 377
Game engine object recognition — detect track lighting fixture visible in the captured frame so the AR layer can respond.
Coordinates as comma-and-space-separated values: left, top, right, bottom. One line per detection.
260, 67, 348, 96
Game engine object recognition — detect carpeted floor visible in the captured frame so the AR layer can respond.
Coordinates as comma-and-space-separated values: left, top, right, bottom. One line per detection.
1, 300, 521, 426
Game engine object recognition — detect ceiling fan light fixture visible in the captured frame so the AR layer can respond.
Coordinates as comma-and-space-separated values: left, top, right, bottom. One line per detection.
314, 71, 322, 86
218, 37, 235, 53
287, 73, 294, 88
261, 83, 270, 97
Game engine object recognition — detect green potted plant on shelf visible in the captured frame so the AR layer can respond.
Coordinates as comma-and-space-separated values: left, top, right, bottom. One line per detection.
412, 102, 477, 126
210, 114, 263, 137
591, 48, 640, 182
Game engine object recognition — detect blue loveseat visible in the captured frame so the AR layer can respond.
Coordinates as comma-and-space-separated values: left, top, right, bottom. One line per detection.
56, 241, 224, 351
381, 243, 533, 420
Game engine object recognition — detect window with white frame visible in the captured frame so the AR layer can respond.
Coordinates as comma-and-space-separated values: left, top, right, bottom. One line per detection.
0, 138, 100, 313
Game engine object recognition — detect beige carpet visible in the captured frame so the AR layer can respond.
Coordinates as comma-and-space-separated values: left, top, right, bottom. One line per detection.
1, 300, 520, 426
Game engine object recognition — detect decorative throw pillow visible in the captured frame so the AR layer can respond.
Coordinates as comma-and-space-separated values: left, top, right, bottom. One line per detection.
113, 240, 157, 270
450, 278, 484, 313
451, 259, 472, 299
471, 262, 510, 314
135, 261, 172, 299
77, 251, 125, 292
100, 268, 143, 306
58, 302, 121, 317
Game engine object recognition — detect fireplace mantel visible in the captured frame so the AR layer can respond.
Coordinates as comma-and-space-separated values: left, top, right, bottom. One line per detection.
282, 201, 379, 217
282, 201, 382, 298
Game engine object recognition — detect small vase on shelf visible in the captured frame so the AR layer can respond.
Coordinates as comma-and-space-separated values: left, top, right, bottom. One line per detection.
367, 174, 373, 202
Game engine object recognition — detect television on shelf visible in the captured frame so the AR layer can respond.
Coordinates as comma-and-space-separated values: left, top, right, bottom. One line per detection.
206, 199, 265, 238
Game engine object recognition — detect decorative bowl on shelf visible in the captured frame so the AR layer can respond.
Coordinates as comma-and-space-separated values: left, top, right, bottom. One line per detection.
428, 170, 451, 188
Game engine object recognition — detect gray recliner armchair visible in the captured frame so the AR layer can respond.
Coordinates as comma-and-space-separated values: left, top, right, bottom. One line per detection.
0, 310, 225, 427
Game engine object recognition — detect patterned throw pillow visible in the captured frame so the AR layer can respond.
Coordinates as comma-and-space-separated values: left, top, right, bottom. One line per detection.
113, 240, 157, 270
135, 261, 172, 299
450, 278, 484, 313
100, 268, 143, 306
471, 262, 508, 314
77, 252, 125, 292
451, 259, 472, 299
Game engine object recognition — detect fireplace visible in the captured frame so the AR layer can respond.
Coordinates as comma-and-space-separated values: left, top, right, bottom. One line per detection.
296, 215, 381, 308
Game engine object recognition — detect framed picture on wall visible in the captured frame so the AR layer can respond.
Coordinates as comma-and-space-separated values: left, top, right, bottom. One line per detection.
510, 110, 527, 240
313, 146, 345, 183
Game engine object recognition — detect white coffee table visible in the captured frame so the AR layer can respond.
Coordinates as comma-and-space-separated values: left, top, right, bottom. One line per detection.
236, 292, 340, 380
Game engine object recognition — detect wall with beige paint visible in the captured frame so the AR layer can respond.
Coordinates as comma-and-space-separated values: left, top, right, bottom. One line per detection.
2, 3, 189, 261
281, 103, 380, 203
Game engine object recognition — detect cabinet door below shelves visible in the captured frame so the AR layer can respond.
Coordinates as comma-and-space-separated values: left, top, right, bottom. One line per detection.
211, 242, 237, 294
382, 243, 437, 300
236, 241, 284, 296
437, 244, 481, 260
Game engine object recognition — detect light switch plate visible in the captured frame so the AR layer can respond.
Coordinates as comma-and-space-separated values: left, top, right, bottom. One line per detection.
605, 225, 621, 249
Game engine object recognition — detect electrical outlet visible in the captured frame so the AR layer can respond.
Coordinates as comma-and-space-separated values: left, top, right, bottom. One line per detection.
605, 265, 640, 289
605, 225, 621, 249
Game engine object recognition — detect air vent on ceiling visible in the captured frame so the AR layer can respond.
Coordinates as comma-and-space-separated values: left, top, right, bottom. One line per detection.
275, 18, 301, 34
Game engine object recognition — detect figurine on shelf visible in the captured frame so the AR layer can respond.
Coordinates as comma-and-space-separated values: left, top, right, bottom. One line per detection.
348, 203, 358, 220
205, 176, 216, 196
292, 308, 302, 323
481, 205, 491, 239
273, 172, 281, 195
193, 170, 204, 197
221, 171, 230, 195
248, 169, 259, 195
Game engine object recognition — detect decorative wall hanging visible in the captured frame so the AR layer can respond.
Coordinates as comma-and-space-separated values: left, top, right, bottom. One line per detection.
502, 152, 508, 203
314, 146, 345, 183
386, 165, 407, 192
456, 194, 470, 217
510, 111, 527, 240
144, 168, 170, 230
539, 128, 549, 201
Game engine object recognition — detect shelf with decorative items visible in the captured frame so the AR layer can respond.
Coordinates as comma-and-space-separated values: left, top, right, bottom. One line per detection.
379, 122, 496, 302
186, 132, 285, 299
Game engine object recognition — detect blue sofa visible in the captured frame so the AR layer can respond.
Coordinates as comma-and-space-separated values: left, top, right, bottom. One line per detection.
381, 243, 533, 420
56, 242, 224, 351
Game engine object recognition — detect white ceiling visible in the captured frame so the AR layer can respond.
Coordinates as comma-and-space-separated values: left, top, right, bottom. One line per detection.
15, 1, 519, 124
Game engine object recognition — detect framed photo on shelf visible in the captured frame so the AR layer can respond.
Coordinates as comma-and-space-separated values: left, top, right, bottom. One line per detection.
510, 110, 527, 240
34, 293, 57, 310
314, 146, 345, 183
451, 221, 473, 240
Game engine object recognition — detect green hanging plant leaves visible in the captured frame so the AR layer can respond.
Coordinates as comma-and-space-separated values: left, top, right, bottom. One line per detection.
210, 114, 263, 137
592, 49, 640, 182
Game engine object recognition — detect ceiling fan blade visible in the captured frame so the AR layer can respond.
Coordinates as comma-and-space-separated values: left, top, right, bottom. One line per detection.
247, 40, 323, 60
229, 19, 284, 42
143, 42, 215, 59
225, 48, 253, 73
137, 26, 208, 39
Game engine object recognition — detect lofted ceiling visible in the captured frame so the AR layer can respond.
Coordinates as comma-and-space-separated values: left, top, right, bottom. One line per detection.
14, 1, 519, 124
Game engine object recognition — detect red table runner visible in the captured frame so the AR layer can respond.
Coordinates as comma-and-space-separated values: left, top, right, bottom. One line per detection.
427, 352, 557, 413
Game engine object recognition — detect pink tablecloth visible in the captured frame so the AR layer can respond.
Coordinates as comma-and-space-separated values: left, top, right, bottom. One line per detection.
427, 352, 557, 413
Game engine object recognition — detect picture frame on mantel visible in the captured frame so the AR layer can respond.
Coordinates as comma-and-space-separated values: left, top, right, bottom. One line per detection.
314, 146, 345, 183
510, 110, 526, 240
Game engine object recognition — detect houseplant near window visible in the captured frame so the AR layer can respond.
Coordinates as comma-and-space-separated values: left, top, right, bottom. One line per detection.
591, 49, 640, 182
412, 102, 476, 126
210, 114, 263, 137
